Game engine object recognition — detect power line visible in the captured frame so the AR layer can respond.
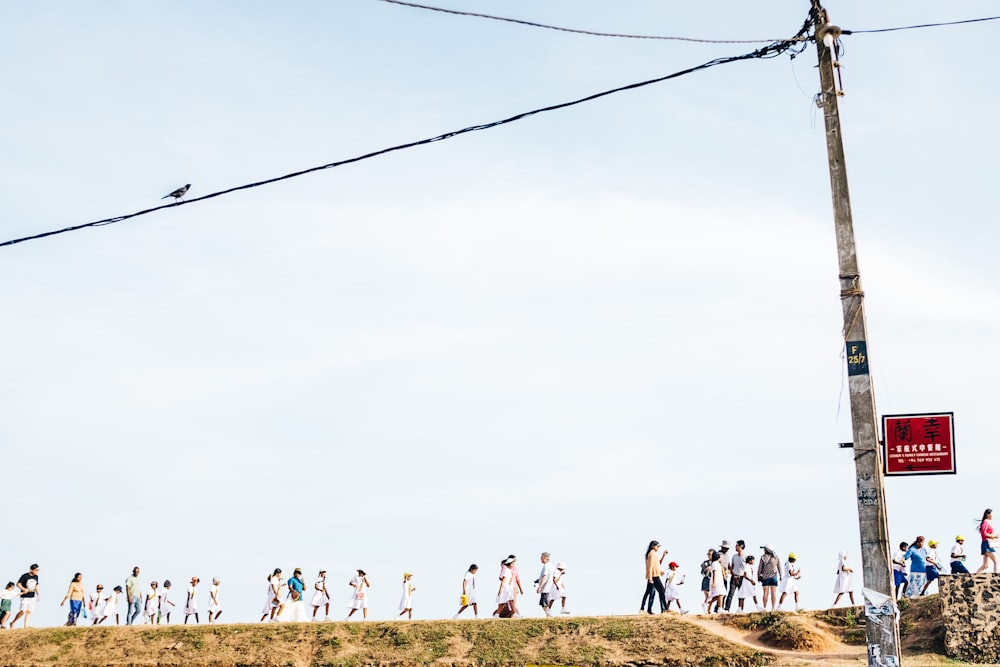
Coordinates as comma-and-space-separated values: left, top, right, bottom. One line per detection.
1, 20, 811, 250
378, 0, 807, 44
844, 15, 1000, 35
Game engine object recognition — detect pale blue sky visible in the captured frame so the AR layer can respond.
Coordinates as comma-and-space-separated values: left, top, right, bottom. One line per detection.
2, 1, 998, 625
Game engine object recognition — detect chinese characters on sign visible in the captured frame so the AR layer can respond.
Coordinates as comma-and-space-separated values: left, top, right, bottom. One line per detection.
882, 412, 956, 476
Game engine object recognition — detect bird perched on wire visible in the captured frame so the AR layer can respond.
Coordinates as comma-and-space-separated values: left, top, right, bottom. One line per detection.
162, 184, 191, 200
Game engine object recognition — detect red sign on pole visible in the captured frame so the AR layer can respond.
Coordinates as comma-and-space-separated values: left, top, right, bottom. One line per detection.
882, 412, 956, 476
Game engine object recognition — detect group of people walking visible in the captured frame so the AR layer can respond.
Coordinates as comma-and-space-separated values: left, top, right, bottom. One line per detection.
892, 508, 1000, 600
259, 567, 383, 622
0, 564, 221, 629
481, 553, 569, 620
5, 513, 996, 630
641, 539, 805, 616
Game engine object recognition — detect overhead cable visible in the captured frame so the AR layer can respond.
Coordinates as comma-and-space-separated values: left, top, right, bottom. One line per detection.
1, 20, 811, 250
844, 15, 1000, 35
378, 0, 807, 44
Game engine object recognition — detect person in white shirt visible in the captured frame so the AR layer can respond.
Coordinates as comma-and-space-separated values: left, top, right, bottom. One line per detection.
892, 542, 909, 600
535, 553, 556, 617
552, 562, 570, 615
346, 570, 370, 621
88, 584, 105, 626
311, 570, 331, 621
208, 578, 222, 623
738, 556, 761, 612
778, 553, 802, 611
260, 568, 284, 622
921, 541, 943, 596
453, 564, 479, 619
159, 580, 176, 624
145, 581, 160, 624
398, 572, 416, 619
184, 577, 200, 625
832, 551, 855, 607
951, 535, 970, 574
662, 561, 688, 614
100, 586, 122, 625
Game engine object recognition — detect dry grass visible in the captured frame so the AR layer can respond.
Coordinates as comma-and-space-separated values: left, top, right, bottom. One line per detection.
0, 599, 956, 667
0, 616, 772, 667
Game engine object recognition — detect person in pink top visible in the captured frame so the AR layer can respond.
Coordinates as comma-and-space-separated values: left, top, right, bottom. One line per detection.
976, 508, 999, 574
507, 555, 524, 618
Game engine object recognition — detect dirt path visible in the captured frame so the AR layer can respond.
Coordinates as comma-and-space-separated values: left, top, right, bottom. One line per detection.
677, 614, 866, 666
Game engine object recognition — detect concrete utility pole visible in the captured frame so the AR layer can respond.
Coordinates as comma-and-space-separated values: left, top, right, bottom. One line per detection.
810, 2, 902, 667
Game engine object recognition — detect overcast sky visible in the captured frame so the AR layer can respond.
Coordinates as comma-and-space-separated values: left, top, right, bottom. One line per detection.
2, 1, 998, 626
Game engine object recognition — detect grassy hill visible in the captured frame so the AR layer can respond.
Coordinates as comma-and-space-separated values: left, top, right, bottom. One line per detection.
0, 597, 950, 667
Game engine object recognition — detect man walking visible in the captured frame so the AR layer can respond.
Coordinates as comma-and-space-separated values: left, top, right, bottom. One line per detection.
8, 564, 40, 629
125, 566, 142, 625
536, 552, 556, 617
724, 540, 746, 612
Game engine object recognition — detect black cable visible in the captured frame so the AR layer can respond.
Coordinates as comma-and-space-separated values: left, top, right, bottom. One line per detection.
378, 0, 805, 44
1, 19, 812, 250
844, 15, 1000, 35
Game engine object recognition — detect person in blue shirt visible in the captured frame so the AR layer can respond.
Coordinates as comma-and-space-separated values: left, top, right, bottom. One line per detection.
282, 568, 309, 622
904, 536, 927, 598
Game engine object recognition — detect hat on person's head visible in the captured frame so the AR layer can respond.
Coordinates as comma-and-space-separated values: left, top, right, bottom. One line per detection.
403, 572, 412, 578
928, 540, 938, 547
114, 585, 123, 592
668, 562, 679, 569
556, 562, 566, 570
163, 580, 171, 587
956, 535, 965, 541
294, 568, 302, 574
720, 540, 731, 549
357, 569, 366, 576
761, 543, 774, 552
788, 552, 797, 560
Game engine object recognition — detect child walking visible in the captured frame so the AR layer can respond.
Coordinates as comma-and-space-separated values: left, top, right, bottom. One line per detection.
398, 573, 416, 619
453, 564, 478, 619
739, 555, 761, 612
662, 562, 688, 614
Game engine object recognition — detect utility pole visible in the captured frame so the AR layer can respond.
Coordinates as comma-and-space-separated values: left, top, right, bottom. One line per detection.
810, 2, 901, 667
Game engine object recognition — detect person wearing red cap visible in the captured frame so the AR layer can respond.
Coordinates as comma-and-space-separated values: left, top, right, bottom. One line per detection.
663, 562, 688, 614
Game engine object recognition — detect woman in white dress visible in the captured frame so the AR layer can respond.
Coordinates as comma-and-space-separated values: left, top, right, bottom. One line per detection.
832, 550, 855, 607
311, 570, 330, 621
493, 558, 514, 618
260, 568, 283, 622
346, 570, 370, 620
398, 573, 415, 619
